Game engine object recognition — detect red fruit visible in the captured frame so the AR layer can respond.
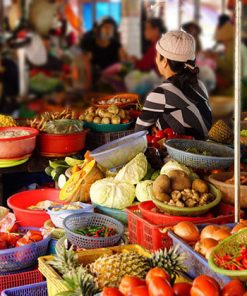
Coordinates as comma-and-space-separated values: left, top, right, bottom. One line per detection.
146, 135, 153, 144
221, 280, 246, 296
29, 234, 43, 242
151, 137, 160, 148
173, 282, 191, 296
148, 277, 174, 296
119, 276, 145, 295
16, 238, 33, 247
0, 239, 7, 250
190, 275, 220, 296
26, 230, 42, 237
164, 128, 174, 139
155, 131, 165, 140
130, 285, 149, 296
7, 234, 21, 248
101, 287, 124, 296
146, 267, 170, 286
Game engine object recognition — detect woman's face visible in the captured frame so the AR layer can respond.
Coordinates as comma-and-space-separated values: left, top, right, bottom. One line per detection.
100, 23, 114, 40
155, 52, 166, 76
144, 22, 160, 42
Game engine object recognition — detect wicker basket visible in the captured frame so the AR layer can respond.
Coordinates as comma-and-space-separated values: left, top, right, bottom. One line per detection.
63, 213, 124, 249
165, 139, 234, 170
208, 229, 247, 281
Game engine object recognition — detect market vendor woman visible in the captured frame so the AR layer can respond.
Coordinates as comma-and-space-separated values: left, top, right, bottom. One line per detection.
135, 30, 212, 140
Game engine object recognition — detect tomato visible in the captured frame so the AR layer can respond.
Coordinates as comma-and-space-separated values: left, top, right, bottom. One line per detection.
190, 275, 220, 296
16, 238, 33, 247
173, 282, 192, 296
130, 285, 149, 296
148, 277, 174, 296
210, 169, 224, 175
221, 280, 246, 296
7, 234, 21, 248
101, 287, 123, 296
26, 230, 42, 237
146, 135, 153, 144
30, 234, 43, 242
122, 119, 130, 124
164, 128, 174, 139
0, 239, 7, 250
119, 276, 145, 295
155, 131, 165, 140
146, 267, 170, 286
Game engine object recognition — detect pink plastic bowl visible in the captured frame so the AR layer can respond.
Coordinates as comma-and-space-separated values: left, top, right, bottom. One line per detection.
0, 127, 38, 159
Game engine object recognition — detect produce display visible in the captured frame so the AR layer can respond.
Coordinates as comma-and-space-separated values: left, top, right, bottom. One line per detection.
96, 96, 135, 106
185, 147, 212, 156
79, 105, 131, 125
30, 108, 76, 132
74, 226, 117, 238
28, 200, 61, 210
0, 130, 30, 138
50, 203, 83, 212
0, 115, 17, 127
0, 229, 43, 250
224, 175, 247, 185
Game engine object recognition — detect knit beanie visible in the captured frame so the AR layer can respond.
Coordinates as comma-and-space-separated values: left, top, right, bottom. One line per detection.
156, 30, 196, 62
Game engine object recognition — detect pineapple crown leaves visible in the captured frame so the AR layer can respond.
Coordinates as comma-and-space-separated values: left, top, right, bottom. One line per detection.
47, 246, 79, 275
58, 266, 100, 296
150, 245, 187, 285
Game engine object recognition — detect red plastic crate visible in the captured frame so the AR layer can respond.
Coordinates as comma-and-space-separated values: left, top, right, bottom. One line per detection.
0, 268, 44, 292
126, 205, 173, 251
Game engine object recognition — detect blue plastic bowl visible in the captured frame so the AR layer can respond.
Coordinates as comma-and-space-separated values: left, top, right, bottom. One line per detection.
47, 202, 94, 228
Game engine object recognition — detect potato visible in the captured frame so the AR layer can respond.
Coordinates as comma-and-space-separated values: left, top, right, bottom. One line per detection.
166, 170, 191, 191
111, 115, 121, 124
153, 175, 171, 202
98, 109, 107, 118
95, 108, 101, 116
108, 105, 119, 115
85, 107, 95, 114
101, 117, 110, 124
118, 109, 126, 119
192, 179, 209, 193
93, 117, 101, 124
85, 114, 94, 122
79, 114, 84, 121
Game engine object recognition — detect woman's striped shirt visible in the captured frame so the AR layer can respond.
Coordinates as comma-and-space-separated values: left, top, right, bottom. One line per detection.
135, 80, 212, 139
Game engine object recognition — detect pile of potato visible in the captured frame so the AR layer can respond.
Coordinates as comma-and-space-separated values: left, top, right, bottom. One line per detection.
153, 170, 215, 208
79, 105, 131, 125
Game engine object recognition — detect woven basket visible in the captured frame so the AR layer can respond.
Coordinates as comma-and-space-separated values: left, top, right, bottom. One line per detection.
165, 139, 234, 170
208, 229, 247, 280
63, 213, 124, 249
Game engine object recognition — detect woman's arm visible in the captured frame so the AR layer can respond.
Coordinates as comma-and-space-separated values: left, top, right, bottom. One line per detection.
119, 47, 130, 62
135, 88, 166, 131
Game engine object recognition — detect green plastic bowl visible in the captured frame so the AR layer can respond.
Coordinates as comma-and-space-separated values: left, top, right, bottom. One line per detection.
83, 121, 133, 133
94, 204, 128, 225
151, 184, 221, 216
208, 228, 247, 281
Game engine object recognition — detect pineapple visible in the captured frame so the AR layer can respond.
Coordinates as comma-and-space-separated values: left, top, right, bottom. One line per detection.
89, 252, 150, 288
47, 246, 79, 275
208, 120, 233, 144
58, 266, 99, 296
89, 246, 187, 288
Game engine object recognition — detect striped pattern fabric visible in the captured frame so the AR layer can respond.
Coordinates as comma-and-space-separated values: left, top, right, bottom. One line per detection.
135, 80, 212, 139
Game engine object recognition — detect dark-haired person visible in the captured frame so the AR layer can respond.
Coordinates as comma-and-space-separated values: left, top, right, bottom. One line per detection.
134, 18, 166, 72
135, 31, 212, 140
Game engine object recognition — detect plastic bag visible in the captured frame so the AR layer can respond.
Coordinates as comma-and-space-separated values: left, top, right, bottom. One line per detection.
44, 119, 84, 134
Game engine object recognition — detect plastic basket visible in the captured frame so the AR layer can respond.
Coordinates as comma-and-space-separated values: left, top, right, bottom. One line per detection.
0, 268, 44, 293
164, 139, 234, 170
0, 227, 51, 273
168, 225, 233, 288
86, 129, 135, 150
39, 245, 149, 296
63, 213, 124, 249
126, 205, 173, 251
139, 201, 244, 225
90, 131, 147, 169
1, 281, 47, 296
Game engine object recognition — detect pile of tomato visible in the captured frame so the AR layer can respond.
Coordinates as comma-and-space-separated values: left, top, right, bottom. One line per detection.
101, 267, 247, 296
0, 230, 43, 250
147, 128, 193, 149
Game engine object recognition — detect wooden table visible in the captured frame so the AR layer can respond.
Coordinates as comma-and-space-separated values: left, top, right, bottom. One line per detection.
0, 156, 49, 205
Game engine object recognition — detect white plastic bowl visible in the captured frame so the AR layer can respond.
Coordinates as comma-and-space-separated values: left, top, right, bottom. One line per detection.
47, 202, 94, 228
90, 131, 148, 169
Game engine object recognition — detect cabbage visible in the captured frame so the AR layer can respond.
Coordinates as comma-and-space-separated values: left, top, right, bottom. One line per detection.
160, 160, 199, 181
90, 178, 135, 209
115, 153, 148, 185
136, 180, 154, 202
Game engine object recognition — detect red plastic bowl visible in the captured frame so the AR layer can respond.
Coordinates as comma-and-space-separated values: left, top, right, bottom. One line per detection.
7, 189, 63, 227
37, 130, 88, 157
138, 201, 243, 226
0, 127, 38, 159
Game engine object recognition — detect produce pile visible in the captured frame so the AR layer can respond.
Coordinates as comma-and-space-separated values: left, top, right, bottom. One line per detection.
0, 115, 17, 127
79, 105, 131, 125
172, 220, 247, 260
74, 226, 117, 238
96, 96, 135, 106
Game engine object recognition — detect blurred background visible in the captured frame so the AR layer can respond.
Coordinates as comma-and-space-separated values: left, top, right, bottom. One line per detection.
0, 0, 247, 117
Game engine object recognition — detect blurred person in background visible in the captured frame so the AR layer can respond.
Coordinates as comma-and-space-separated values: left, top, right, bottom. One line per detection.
182, 22, 202, 54
81, 17, 128, 87
133, 17, 167, 72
